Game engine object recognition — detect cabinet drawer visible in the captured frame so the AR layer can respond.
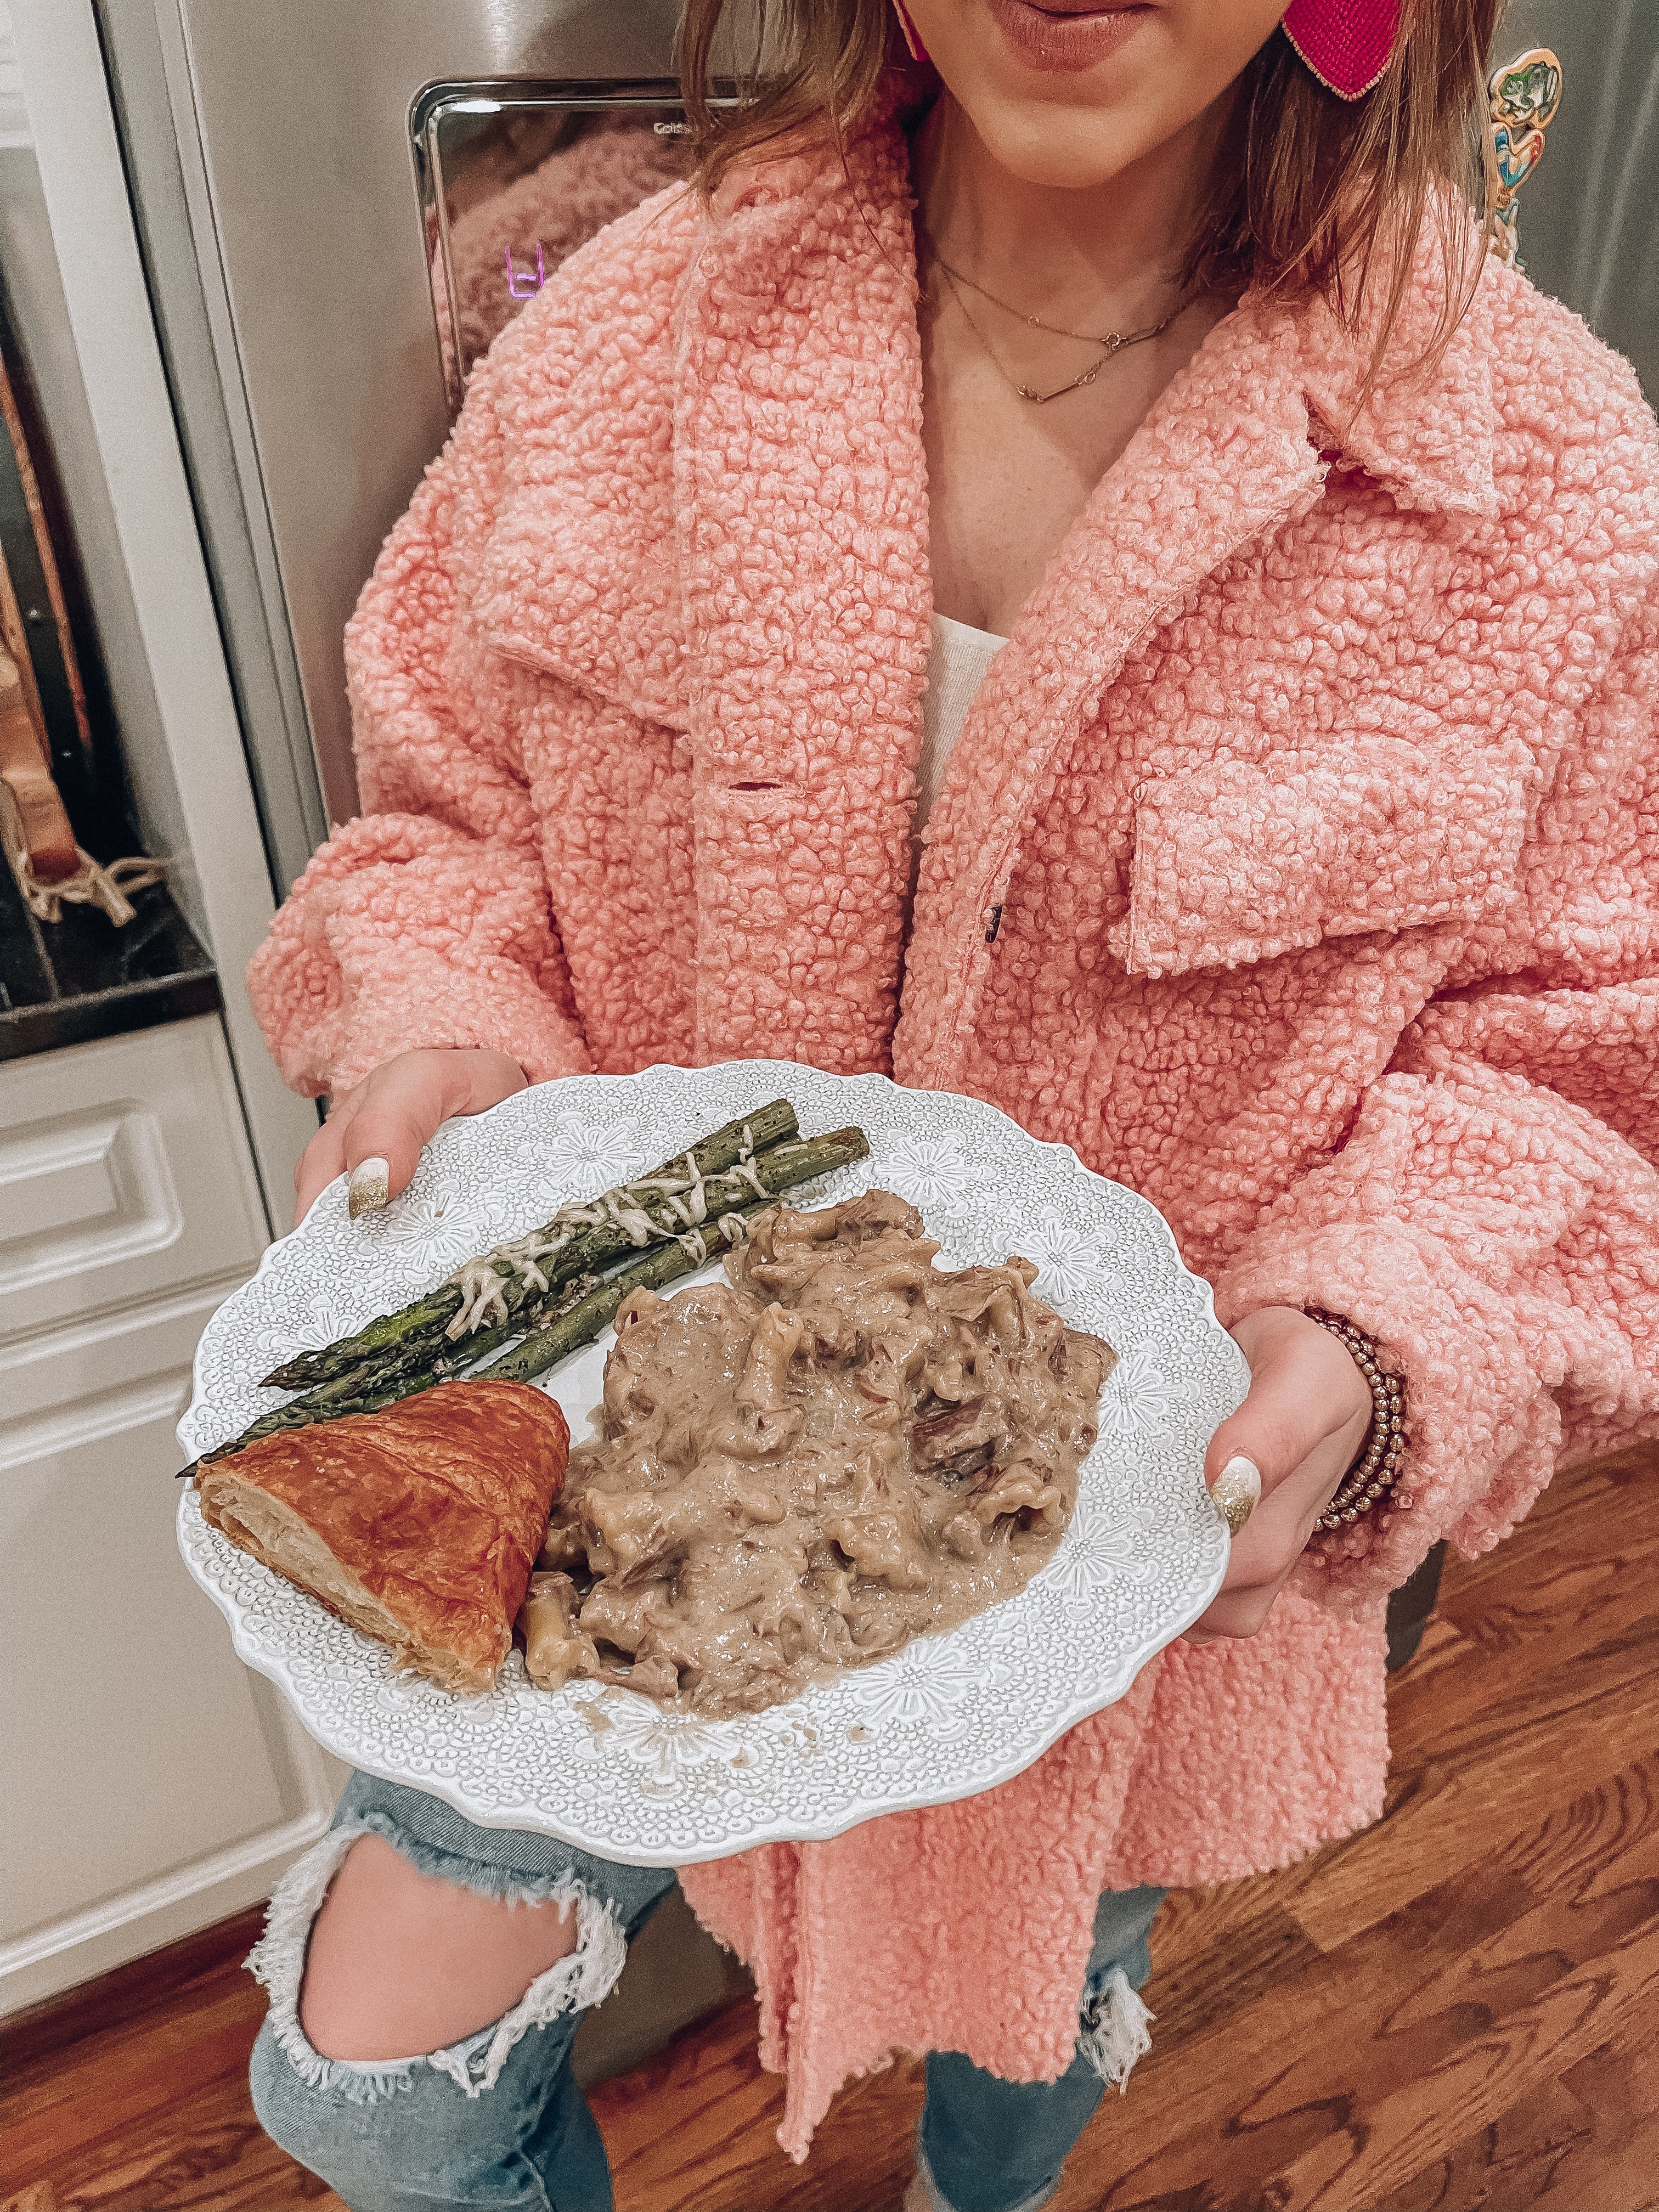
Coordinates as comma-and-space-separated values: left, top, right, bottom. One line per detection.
0, 1018, 269, 1350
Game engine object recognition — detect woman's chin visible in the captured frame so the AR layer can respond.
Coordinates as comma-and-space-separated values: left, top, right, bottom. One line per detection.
956, 103, 1164, 194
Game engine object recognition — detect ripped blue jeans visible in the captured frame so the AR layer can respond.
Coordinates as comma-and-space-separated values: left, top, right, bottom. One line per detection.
251, 1773, 1164, 2212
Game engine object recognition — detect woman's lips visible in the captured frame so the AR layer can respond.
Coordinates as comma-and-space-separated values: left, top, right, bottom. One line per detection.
985, 0, 1152, 74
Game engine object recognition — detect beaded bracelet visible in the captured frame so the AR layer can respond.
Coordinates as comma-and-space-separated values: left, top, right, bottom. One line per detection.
1303, 1307, 1406, 1531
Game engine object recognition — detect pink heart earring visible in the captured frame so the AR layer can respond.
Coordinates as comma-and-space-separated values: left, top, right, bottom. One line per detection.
892, 0, 930, 64
1281, 0, 1402, 101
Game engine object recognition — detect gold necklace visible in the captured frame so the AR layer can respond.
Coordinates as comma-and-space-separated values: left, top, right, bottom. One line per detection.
932, 255, 1187, 405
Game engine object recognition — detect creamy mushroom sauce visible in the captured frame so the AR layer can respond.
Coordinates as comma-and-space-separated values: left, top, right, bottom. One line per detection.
520, 1192, 1115, 1717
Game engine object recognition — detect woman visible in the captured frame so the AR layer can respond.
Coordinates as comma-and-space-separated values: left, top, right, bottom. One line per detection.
244, 3, 1659, 2207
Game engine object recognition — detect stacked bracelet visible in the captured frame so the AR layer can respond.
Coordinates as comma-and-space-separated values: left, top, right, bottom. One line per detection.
1303, 1307, 1406, 1530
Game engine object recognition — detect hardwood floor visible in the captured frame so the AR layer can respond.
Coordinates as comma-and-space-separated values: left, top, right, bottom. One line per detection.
5, 1441, 1655, 2212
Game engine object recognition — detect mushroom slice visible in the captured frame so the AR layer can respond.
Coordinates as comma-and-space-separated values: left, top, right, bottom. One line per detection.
518, 1571, 601, 1691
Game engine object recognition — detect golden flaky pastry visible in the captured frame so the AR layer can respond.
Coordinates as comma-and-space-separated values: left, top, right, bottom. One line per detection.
196, 1380, 569, 1694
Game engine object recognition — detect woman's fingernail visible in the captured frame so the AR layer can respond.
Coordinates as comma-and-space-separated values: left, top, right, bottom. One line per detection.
347, 1157, 390, 1219
1211, 1455, 1261, 1536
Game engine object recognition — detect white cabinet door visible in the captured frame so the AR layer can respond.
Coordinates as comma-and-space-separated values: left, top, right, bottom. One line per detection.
0, 1018, 343, 2013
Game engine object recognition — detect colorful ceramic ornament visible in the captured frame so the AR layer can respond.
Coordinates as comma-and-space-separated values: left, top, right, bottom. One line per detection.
1485, 48, 1564, 268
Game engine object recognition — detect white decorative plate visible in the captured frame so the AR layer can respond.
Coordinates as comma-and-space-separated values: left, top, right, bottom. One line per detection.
179, 1062, 1244, 1865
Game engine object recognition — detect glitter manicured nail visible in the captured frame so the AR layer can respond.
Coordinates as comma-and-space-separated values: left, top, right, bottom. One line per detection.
347, 1156, 390, 1219
1210, 1455, 1261, 1536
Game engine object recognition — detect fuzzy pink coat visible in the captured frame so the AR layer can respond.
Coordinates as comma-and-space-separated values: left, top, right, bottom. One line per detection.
249, 109, 1659, 2157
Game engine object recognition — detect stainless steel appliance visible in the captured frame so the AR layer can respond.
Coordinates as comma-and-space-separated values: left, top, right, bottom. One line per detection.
95, 1, 705, 888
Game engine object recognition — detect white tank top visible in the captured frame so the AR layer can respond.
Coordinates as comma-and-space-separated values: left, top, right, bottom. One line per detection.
913, 611, 1009, 840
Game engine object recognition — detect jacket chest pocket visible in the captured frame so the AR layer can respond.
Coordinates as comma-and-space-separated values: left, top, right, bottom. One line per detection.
1106, 740, 1530, 980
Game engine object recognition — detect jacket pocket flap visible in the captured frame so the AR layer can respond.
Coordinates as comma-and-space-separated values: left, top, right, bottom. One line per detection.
1108, 742, 1528, 980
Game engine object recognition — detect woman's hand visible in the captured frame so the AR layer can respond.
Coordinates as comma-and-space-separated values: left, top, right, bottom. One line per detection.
1184, 1305, 1373, 1643
292, 1048, 529, 1228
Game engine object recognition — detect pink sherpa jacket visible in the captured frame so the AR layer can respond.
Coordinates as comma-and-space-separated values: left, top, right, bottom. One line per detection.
249, 106, 1659, 2157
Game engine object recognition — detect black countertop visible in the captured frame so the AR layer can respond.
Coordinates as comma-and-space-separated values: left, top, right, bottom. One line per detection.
0, 860, 221, 1059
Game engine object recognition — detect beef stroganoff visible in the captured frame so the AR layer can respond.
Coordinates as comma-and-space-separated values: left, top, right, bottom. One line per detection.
522, 1191, 1114, 1716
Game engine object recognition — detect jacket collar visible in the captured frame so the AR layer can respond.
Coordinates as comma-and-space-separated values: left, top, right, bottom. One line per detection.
1291, 229, 1499, 520
672, 117, 930, 789
475, 112, 1500, 733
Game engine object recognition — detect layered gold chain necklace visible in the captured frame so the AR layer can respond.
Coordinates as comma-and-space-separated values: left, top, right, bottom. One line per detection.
930, 251, 1189, 405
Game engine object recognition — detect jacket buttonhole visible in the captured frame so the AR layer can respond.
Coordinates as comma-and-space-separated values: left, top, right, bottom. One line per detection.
985, 904, 1003, 944
729, 781, 782, 793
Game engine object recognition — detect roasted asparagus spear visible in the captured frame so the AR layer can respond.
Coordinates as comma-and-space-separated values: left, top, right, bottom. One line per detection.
262, 1098, 801, 1389
184, 1125, 868, 1472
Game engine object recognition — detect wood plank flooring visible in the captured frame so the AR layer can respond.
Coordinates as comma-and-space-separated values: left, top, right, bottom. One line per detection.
5, 1440, 1655, 2212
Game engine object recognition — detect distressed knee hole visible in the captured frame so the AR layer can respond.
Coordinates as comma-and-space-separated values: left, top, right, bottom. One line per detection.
248, 1824, 627, 2102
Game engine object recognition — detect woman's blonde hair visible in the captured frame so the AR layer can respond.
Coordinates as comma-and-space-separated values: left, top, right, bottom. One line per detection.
678, 0, 1507, 374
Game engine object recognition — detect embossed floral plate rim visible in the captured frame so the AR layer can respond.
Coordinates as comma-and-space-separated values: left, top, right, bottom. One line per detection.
178, 1061, 1244, 1865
